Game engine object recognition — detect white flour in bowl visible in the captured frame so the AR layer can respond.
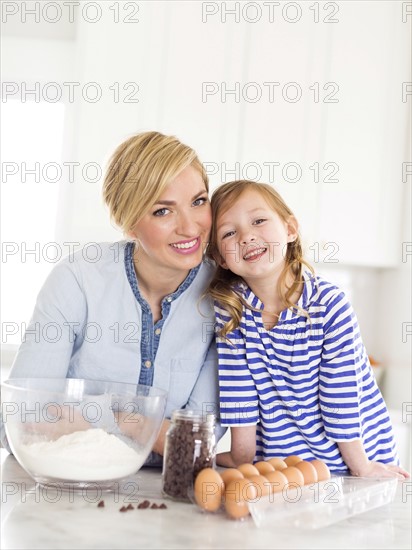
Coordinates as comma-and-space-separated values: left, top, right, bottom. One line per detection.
16, 429, 143, 481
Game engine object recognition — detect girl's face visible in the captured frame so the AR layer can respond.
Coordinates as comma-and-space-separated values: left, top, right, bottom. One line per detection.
215, 189, 297, 285
130, 165, 211, 275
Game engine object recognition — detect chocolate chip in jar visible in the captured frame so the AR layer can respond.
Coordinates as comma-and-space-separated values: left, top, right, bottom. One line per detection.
162, 410, 216, 502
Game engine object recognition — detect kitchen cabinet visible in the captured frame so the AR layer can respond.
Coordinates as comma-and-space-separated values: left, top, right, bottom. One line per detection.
67, 2, 408, 265
234, 13, 324, 258
235, 3, 408, 267
152, 2, 249, 174
317, 2, 409, 267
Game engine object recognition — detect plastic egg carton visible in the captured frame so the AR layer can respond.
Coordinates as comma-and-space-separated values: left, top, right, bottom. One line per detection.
248, 476, 398, 529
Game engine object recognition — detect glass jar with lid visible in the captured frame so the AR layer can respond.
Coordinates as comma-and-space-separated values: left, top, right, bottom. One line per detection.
162, 409, 216, 502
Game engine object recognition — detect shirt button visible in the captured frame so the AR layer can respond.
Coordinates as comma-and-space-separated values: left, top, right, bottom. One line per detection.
155, 328, 161, 335
144, 360, 152, 368
167, 297, 172, 302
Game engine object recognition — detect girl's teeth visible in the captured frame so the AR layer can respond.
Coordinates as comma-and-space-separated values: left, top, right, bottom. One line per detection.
244, 248, 265, 260
171, 239, 197, 249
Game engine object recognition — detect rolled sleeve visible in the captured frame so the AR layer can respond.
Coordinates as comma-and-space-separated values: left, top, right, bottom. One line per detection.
215, 306, 259, 428
319, 291, 363, 442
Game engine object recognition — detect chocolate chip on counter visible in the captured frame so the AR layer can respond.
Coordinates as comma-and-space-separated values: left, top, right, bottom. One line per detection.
137, 500, 151, 509
159, 503, 167, 509
97, 500, 105, 508
150, 503, 159, 509
126, 504, 134, 510
119, 506, 127, 512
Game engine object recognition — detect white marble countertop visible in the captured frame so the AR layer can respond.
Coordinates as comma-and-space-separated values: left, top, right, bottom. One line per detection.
1, 449, 411, 550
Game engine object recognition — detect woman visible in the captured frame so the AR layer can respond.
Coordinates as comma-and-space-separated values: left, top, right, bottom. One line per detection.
2, 131, 223, 464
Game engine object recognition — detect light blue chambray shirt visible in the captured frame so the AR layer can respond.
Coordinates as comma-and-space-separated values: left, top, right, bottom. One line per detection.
1, 241, 224, 464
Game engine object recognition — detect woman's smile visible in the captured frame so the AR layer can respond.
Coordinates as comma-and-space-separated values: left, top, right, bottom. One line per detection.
170, 237, 201, 254
130, 165, 211, 277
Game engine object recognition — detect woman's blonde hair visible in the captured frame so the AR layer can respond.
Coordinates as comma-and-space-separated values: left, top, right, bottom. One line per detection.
207, 180, 313, 337
103, 131, 208, 234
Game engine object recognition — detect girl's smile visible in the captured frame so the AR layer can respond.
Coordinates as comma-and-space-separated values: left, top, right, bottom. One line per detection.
243, 246, 267, 262
216, 189, 297, 285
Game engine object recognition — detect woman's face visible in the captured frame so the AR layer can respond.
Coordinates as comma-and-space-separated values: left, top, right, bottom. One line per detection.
130, 165, 211, 275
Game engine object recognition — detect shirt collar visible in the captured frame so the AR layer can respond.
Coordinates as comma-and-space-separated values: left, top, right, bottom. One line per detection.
240, 270, 317, 315
124, 241, 201, 307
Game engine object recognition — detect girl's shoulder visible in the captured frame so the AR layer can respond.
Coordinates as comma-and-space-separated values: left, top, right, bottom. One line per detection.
212, 280, 249, 327
231, 279, 248, 295
303, 270, 352, 310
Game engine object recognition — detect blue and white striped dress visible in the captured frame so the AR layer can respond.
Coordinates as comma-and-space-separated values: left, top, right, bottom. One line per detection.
215, 271, 399, 472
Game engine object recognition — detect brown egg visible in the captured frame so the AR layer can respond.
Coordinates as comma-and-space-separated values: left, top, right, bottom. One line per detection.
284, 455, 303, 467
295, 461, 318, 485
282, 466, 305, 487
254, 461, 275, 475
267, 457, 288, 470
224, 478, 258, 519
224, 497, 250, 520
264, 470, 288, 493
220, 468, 244, 489
247, 475, 271, 497
237, 463, 260, 478
310, 459, 331, 481
194, 468, 223, 512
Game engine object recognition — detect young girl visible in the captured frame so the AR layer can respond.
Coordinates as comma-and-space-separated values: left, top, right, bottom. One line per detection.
207, 180, 409, 478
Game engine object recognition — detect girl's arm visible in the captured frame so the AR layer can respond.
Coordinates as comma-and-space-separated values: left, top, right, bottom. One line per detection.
319, 288, 408, 478
213, 304, 259, 468
217, 425, 257, 467
338, 440, 409, 479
